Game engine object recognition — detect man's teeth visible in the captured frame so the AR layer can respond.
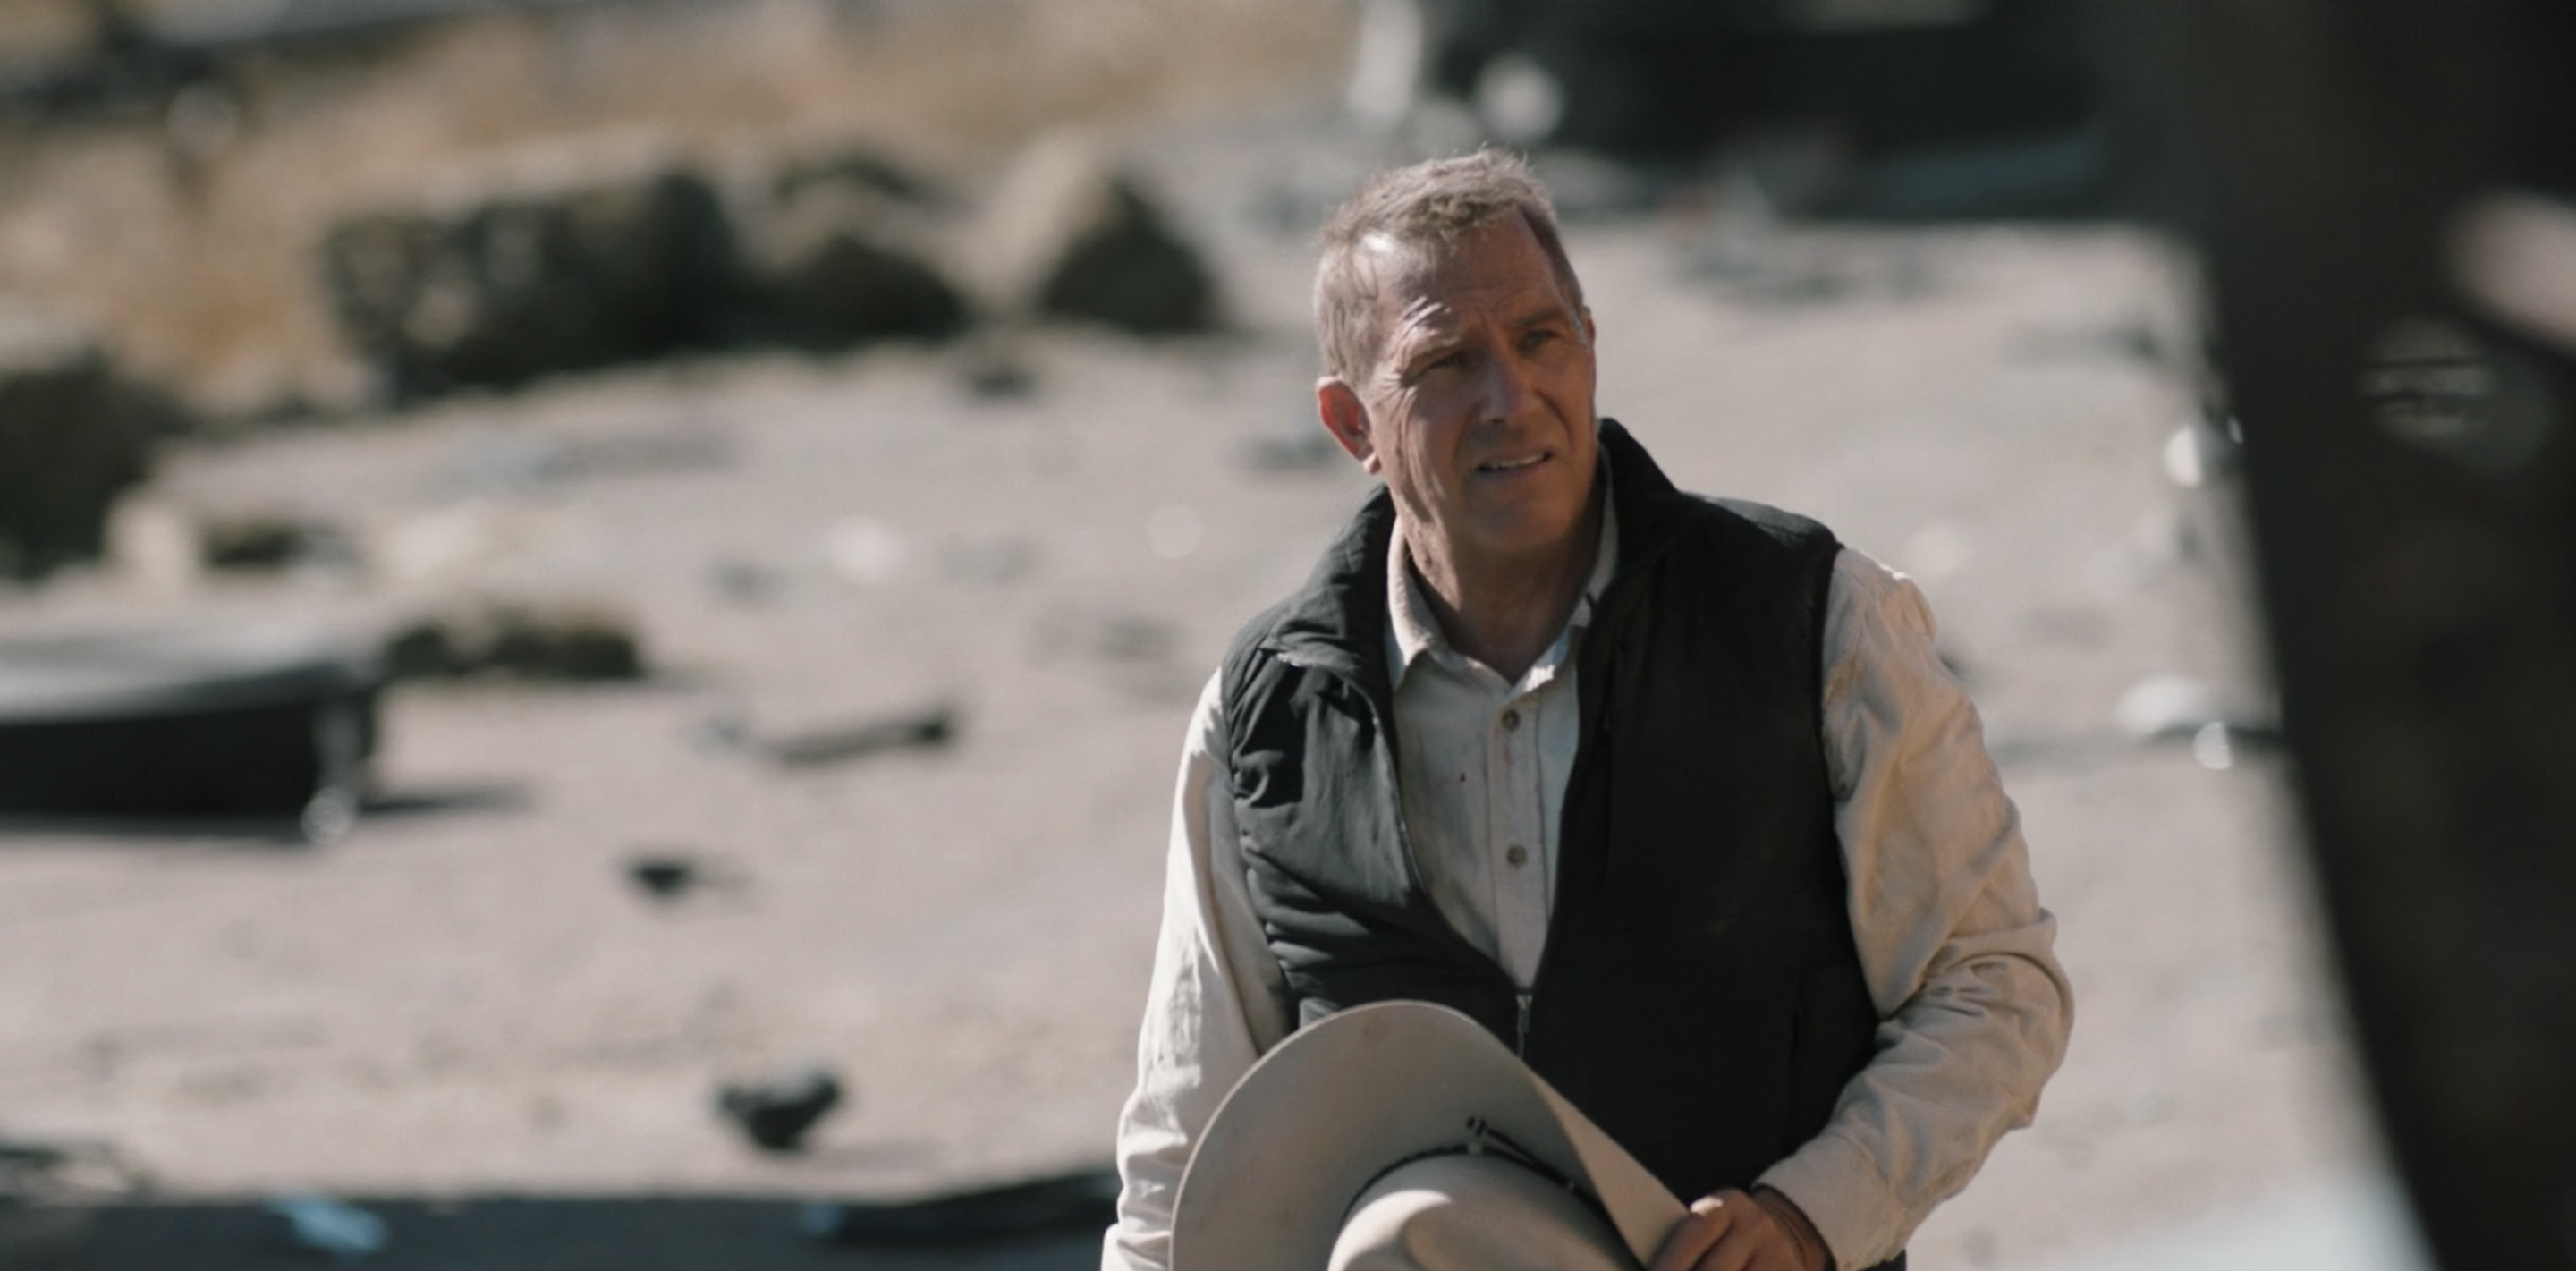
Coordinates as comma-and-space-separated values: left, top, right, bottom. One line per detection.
1480, 454, 1543, 471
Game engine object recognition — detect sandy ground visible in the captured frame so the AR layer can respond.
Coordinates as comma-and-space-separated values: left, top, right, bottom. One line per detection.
0, 52, 2403, 1271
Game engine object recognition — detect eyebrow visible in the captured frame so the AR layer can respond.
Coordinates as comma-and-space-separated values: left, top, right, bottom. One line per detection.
1508, 297, 1577, 331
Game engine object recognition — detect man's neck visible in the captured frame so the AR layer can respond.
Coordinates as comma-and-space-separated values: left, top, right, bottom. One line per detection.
1402, 501, 1604, 684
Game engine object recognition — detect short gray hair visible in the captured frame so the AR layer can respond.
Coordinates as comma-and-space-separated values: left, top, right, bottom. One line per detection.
1312, 149, 1586, 382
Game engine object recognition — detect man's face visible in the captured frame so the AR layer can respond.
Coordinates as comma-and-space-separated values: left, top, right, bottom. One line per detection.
1320, 215, 1600, 570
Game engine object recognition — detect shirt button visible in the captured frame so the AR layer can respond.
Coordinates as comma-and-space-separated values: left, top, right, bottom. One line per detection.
1500, 709, 1521, 732
1505, 844, 1530, 868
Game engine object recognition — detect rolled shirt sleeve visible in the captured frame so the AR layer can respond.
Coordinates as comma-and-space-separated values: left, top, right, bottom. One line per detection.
1102, 671, 1296, 1271
1757, 549, 2075, 1270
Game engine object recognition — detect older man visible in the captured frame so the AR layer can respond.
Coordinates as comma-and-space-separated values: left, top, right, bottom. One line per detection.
1105, 150, 2070, 1271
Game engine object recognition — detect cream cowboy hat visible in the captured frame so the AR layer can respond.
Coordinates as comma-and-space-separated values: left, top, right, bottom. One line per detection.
1169, 1000, 1688, 1271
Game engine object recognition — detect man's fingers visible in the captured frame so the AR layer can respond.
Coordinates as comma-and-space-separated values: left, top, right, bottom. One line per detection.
1701, 1219, 1789, 1271
1646, 1192, 1741, 1271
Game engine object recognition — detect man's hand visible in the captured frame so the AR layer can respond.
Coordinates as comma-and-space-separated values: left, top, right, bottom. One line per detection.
1646, 1187, 1833, 1271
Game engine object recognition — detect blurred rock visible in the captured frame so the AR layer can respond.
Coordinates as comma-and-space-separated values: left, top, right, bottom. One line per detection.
963, 134, 1217, 334
725, 148, 968, 350
318, 137, 737, 402
385, 604, 644, 682
624, 852, 699, 899
716, 1064, 843, 1153
0, 301, 187, 579
202, 513, 358, 573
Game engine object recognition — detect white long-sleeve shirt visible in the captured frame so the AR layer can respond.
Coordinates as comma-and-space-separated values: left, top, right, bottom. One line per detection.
1104, 510, 2072, 1271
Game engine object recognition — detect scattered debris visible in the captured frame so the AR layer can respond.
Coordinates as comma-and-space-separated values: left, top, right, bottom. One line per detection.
800, 1166, 1120, 1247
0, 299, 189, 580
0, 1134, 151, 1200
202, 513, 360, 573
726, 148, 968, 351
716, 1065, 844, 1153
267, 1193, 388, 1260
0, 623, 379, 819
318, 136, 737, 402
767, 705, 955, 769
384, 605, 644, 682
625, 854, 699, 899
622, 850, 746, 902
962, 134, 1218, 334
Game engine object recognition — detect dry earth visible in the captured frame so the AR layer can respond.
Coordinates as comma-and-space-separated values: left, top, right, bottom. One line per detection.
0, 9, 2407, 1269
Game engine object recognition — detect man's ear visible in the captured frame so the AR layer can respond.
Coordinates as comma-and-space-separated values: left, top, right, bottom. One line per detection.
1317, 378, 1379, 474
1580, 306, 1597, 348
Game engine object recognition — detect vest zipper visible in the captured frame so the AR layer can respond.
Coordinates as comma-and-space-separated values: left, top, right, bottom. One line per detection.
1514, 991, 1533, 1058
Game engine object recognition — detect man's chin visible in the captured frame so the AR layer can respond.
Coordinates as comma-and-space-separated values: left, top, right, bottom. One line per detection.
1459, 511, 1592, 563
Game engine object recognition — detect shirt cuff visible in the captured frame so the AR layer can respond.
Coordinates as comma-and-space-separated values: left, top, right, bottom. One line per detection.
1757, 1132, 1904, 1271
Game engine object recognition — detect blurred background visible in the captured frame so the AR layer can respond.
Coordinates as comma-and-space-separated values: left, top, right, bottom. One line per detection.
2, 0, 2569, 1267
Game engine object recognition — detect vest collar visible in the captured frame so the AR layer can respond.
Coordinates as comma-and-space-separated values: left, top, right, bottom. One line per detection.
1263, 419, 1690, 691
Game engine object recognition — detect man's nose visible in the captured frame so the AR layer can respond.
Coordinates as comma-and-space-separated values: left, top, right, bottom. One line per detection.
1478, 350, 1537, 425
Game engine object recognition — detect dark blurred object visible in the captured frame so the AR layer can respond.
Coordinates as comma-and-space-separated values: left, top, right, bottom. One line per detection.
800, 1167, 1119, 1248
318, 141, 992, 401
199, 513, 356, 572
969, 137, 1218, 335
0, 301, 186, 580
714, 1065, 843, 1154
623, 852, 701, 900
764, 703, 954, 769
726, 149, 969, 351
1368, 0, 2098, 166
384, 604, 643, 682
2096, 0, 2576, 1266
0, 1135, 150, 1202
318, 143, 737, 402
0, 623, 378, 826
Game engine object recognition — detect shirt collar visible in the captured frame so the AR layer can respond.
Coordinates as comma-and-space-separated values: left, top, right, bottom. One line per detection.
1385, 471, 1621, 691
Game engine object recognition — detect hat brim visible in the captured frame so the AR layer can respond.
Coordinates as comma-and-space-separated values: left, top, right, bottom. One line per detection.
1170, 1001, 1685, 1271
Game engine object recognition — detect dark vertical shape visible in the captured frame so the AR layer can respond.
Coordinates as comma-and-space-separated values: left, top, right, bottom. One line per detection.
2094, 0, 2576, 1266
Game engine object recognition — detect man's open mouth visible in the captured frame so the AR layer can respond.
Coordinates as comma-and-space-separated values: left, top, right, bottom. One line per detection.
1477, 453, 1546, 473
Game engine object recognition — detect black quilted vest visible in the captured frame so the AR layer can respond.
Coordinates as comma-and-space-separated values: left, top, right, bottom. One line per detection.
1218, 420, 1890, 1259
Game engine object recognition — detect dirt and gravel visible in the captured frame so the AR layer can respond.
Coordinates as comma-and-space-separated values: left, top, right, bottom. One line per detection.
0, 5, 2400, 1268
